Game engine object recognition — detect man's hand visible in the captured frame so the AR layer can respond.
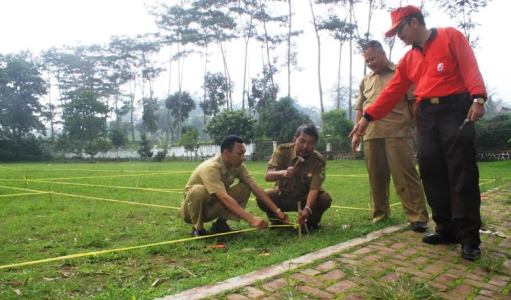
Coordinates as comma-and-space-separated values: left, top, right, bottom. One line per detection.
282, 166, 295, 178
349, 117, 369, 138
250, 216, 268, 229
467, 103, 485, 122
276, 210, 289, 224
297, 209, 310, 225
351, 134, 361, 153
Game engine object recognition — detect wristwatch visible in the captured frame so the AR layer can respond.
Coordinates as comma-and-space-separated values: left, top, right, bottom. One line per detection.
473, 97, 485, 105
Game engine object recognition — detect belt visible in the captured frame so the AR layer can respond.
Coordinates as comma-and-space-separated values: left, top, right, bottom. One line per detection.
422, 93, 469, 105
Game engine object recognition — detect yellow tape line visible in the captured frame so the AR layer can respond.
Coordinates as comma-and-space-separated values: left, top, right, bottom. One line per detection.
0, 172, 188, 182
0, 192, 49, 198
0, 229, 253, 270
332, 202, 400, 211
0, 185, 180, 210
26, 179, 183, 193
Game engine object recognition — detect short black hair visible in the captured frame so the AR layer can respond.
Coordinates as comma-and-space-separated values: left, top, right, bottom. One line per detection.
362, 40, 385, 53
221, 135, 244, 152
294, 124, 319, 142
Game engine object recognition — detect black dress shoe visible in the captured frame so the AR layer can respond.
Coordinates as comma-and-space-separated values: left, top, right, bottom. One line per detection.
410, 222, 428, 233
210, 218, 232, 233
461, 244, 481, 261
422, 232, 458, 244
191, 228, 208, 237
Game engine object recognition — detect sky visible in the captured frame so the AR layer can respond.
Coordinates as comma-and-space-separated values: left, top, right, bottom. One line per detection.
0, 0, 509, 112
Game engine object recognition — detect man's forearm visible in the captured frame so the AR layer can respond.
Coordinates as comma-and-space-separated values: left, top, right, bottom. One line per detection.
265, 170, 285, 182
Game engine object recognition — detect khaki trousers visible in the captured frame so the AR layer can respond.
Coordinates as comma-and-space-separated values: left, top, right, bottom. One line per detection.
364, 137, 429, 223
179, 182, 251, 230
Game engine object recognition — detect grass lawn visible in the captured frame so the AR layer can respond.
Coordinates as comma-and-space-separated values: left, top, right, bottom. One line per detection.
0, 159, 510, 299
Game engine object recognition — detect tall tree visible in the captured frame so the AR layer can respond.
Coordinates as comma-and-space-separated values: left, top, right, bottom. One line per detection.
308, 0, 324, 113
165, 91, 196, 143
0, 53, 46, 140
62, 90, 109, 153
206, 110, 256, 145
435, 0, 490, 48
259, 97, 311, 143
318, 15, 356, 110
201, 72, 229, 118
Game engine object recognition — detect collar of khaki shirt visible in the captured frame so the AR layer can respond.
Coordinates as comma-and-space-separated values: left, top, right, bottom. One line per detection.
368, 63, 396, 78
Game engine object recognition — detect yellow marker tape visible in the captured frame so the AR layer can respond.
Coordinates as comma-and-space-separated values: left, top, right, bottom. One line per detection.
0, 192, 49, 198
0, 185, 180, 210
50, 191, 181, 210
479, 179, 496, 186
0, 228, 256, 270
26, 179, 183, 193
0, 172, 186, 182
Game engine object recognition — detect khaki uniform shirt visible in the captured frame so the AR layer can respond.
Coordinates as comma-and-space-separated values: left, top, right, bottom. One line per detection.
268, 143, 326, 196
184, 154, 256, 194
355, 64, 414, 141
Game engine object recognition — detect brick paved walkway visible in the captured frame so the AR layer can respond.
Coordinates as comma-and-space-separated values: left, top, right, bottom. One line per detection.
163, 185, 511, 300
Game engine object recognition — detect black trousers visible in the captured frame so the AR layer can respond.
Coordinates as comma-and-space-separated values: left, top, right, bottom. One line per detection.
256, 188, 332, 226
416, 93, 481, 247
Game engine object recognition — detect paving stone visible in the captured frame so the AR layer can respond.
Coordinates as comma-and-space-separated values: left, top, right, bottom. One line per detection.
388, 259, 415, 269
395, 267, 430, 279
316, 260, 338, 272
244, 287, 266, 299
340, 253, 358, 259
336, 257, 358, 265
353, 247, 372, 255
434, 273, 459, 285
428, 281, 448, 292
342, 294, 366, 300
474, 296, 494, 300
261, 278, 288, 292
390, 242, 407, 250
367, 244, 395, 253
300, 268, 321, 276
478, 289, 496, 297
488, 275, 509, 287
444, 284, 475, 299
412, 256, 429, 265
321, 269, 346, 281
296, 286, 333, 299
360, 254, 381, 263
227, 294, 250, 300
422, 263, 445, 274
290, 273, 322, 287
400, 248, 417, 257
325, 279, 357, 294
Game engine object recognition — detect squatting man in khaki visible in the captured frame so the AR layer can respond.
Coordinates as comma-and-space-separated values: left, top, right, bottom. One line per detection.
180, 135, 289, 237
256, 124, 332, 230
352, 40, 429, 232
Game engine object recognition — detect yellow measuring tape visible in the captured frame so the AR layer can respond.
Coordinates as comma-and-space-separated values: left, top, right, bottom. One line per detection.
0, 224, 296, 270
26, 179, 183, 193
0, 192, 49, 198
0, 185, 180, 210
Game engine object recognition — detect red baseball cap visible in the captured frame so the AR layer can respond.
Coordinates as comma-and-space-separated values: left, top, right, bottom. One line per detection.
385, 5, 421, 37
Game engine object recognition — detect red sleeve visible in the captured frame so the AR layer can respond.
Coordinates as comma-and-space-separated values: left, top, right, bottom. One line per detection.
447, 28, 487, 99
365, 57, 413, 120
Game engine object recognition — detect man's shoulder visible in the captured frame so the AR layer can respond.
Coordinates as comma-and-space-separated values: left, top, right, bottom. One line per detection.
311, 150, 325, 164
275, 143, 294, 154
198, 155, 221, 171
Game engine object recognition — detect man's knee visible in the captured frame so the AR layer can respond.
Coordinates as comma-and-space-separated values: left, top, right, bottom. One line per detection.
186, 185, 209, 203
318, 192, 332, 209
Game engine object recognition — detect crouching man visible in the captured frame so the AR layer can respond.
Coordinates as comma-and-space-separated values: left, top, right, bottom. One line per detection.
180, 135, 288, 237
256, 125, 332, 230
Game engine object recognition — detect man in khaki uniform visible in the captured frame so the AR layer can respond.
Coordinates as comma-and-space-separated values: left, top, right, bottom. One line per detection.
180, 135, 288, 237
256, 125, 332, 230
351, 40, 429, 232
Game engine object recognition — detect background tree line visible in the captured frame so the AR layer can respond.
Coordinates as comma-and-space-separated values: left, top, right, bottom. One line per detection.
0, 0, 507, 161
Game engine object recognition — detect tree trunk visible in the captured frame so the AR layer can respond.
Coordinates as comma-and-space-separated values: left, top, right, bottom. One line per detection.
348, 1, 354, 121
337, 41, 344, 110
287, 0, 292, 98
309, 0, 324, 113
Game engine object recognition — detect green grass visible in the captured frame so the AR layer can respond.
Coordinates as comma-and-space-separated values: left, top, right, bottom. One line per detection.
0, 160, 510, 299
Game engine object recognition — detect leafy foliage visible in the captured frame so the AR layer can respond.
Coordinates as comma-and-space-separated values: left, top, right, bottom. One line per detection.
476, 114, 511, 150
201, 72, 229, 117
258, 97, 311, 143
320, 109, 353, 151
137, 134, 153, 158
206, 110, 256, 145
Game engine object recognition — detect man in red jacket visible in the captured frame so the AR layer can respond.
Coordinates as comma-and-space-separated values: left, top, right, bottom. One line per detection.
350, 5, 486, 261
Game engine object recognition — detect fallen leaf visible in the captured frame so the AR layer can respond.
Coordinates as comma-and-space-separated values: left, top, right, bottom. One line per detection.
43, 277, 60, 281
14, 289, 21, 296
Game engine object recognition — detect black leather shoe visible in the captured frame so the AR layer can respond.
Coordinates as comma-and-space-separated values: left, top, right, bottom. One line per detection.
191, 228, 208, 237
461, 244, 481, 261
410, 222, 428, 233
422, 232, 458, 244
210, 219, 232, 233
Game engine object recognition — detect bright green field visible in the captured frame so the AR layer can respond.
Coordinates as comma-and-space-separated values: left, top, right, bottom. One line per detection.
0, 160, 510, 299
